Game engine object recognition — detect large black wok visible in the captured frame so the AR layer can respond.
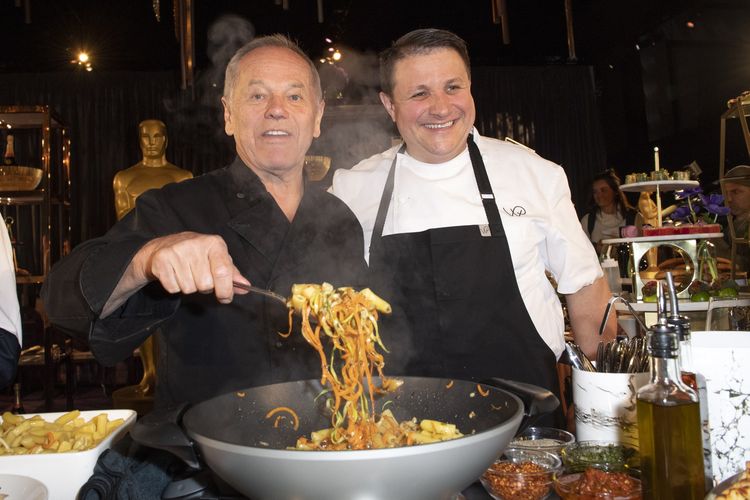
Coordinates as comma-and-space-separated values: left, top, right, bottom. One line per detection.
134, 376, 557, 500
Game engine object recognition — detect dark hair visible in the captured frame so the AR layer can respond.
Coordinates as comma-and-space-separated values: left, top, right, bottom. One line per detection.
587, 169, 633, 218
224, 34, 322, 102
379, 28, 471, 96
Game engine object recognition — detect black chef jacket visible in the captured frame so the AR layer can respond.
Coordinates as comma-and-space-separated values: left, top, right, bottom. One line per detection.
41, 158, 368, 406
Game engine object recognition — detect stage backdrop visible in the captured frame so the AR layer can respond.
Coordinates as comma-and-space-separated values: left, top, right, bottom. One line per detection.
0, 65, 605, 247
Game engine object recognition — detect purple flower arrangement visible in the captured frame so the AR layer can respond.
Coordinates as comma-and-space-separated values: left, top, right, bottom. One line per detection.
670, 186, 730, 224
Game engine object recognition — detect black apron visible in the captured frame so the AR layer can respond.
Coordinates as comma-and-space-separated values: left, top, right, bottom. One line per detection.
368, 135, 561, 418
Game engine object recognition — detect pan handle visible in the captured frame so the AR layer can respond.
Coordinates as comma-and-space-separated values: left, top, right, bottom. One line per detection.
129, 403, 202, 470
480, 377, 559, 429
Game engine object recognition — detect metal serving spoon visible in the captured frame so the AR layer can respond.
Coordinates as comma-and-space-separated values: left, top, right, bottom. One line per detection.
232, 281, 288, 306
565, 341, 596, 372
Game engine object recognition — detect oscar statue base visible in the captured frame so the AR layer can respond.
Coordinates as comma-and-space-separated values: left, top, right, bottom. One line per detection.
112, 385, 154, 416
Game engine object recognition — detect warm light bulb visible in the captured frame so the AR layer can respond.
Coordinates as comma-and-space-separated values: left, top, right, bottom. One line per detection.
332, 50, 342, 61
78, 52, 90, 63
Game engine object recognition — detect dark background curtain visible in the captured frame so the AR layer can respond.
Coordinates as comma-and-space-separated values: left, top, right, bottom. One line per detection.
0, 65, 604, 248
472, 65, 607, 214
0, 70, 234, 245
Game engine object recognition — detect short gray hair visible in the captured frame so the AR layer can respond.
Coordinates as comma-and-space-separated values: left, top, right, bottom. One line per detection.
223, 34, 322, 102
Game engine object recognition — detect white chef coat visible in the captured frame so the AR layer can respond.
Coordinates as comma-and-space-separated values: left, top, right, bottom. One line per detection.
0, 222, 21, 344
330, 131, 601, 358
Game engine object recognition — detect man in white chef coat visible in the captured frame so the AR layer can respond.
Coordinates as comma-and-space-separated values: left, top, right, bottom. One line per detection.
330, 29, 615, 410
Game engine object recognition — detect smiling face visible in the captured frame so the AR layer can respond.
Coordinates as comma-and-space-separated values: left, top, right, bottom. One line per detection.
380, 48, 475, 164
592, 179, 617, 211
222, 46, 324, 179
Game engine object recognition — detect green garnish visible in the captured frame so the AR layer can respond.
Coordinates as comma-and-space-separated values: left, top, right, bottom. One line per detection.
561, 443, 637, 472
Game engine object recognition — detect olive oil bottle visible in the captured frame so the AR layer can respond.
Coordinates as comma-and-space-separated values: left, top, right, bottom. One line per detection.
665, 273, 713, 489
637, 286, 704, 499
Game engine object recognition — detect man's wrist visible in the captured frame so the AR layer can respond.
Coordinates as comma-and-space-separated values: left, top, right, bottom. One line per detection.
129, 239, 156, 285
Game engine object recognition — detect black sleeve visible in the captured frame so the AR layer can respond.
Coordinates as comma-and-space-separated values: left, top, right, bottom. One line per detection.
41, 191, 182, 365
0, 328, 20, 391
41, 236, 147, 343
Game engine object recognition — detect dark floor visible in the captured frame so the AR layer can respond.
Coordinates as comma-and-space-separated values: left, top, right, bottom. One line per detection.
0, 384, 112, 413
0, 357, 138, 414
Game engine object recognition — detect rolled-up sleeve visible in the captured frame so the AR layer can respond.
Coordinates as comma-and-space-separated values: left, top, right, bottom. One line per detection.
42, 192, 182, 365
542, 166, 602, 294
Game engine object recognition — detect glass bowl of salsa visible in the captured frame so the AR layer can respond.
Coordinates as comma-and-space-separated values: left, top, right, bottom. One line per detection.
480, 448, 562, 500
554, 467, 642, 499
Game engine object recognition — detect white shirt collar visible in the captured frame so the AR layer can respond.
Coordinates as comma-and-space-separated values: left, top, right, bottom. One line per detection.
400, 147, 470, 180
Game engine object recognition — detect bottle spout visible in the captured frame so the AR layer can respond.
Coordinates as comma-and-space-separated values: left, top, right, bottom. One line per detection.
657, 280, 668, 324
665, 272, 680, 318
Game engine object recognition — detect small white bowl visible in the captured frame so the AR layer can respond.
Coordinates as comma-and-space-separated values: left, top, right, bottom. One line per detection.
508, 426, 575, 456
0, 409, 136, 500
0, 473, 48, 500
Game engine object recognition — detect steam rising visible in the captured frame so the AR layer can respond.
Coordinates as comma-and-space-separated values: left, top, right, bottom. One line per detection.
207, 14, 256, 73
317, 45, 380, 104
163, 14, 256, 173
311, 45, 394, 182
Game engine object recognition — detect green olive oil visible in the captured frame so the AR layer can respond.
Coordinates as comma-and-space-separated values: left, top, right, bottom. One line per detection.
637, 287, 705, 500
636, 399, 704, 499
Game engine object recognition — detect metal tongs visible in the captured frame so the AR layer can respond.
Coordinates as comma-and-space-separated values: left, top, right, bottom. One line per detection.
565, 341, 597, 372
597, 293, 649, 338
584, 293, 651, 373
232, 281, 288, 306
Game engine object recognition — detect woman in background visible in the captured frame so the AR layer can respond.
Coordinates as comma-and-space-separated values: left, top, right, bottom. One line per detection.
580, 170, 636, 253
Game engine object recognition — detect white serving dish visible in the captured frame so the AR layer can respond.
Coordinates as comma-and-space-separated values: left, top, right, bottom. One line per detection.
692, 332, 750, 483
0, 409, 136, 500
0, 474, 48, 499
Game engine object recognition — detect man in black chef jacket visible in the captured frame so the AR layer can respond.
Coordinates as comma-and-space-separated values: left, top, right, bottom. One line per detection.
330, 29, 617, 408
41, 35, 367, 407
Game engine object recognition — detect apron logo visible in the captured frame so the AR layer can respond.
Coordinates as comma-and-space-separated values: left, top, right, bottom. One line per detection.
502, 206, 527, 217
479, 224, 491, 237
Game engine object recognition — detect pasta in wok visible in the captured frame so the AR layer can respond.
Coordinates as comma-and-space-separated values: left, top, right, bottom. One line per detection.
281, 283, 462, 450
